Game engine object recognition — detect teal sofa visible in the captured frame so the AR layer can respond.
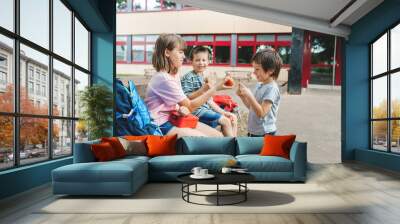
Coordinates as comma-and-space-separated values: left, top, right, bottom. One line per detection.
52, 137, 307, 196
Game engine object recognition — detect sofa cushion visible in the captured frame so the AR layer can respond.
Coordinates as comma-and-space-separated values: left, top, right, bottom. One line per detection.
177, 137, 235, 155
147, 135, 177, 157
101, 137, 127, 158
235, 137, 264, 155
236, 155, 293, 172
91, 142, 118, 162
118, 138, 147, 156
74, 139, 101, 163
148, 154, 235, 172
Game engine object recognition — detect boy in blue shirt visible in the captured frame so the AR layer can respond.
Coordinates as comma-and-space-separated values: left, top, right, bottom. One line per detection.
236, 48, 282, 136
181, 46, 238, 137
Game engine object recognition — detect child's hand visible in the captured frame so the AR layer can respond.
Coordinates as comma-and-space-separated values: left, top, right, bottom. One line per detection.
237, 83, 252, 97
216, 77, 234, 90
204, 76, 216, 90
178, 106, 190, 116
223, 112, 237, 122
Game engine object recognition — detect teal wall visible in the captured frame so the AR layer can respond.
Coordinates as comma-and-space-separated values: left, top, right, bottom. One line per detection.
0, 0, 116, 200
344, 0, 400, 171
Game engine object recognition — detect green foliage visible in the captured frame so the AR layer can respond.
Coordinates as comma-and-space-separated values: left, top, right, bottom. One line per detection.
79, 84, 113, 140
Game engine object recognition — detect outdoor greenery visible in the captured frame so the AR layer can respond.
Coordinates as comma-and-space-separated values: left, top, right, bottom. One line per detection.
372, 99, 400, 142
79, 84, 113, 140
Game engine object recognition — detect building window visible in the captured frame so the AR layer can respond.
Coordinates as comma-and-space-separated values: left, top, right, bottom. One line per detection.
116, 35, 128, 62
128, 0, 184, 12
0, 0, 91, 170
370, 23, 400, 154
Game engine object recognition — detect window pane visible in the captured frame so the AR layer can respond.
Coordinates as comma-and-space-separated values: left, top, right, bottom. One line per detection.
256, 34, 274, 42
117, 36, 127, 42
20, 44, 49, 115
0, 35, 14, 113
20, 117, 49, 165
372, 121, 388, 151
198, 35, 213, 42
372, 33, 387, 76
116, 45, 128, 62
53, 0, 72, 60
391, 120, 400, 153
116, 0, 129, 12
310, 67, 333, 85
0, 0, 13, 31
146, 44, 155, 63
132, 45, 145, 62
277, 34, 292, 41
216, 35, 230, 41
147, 0, 161, 11
0, 116, 13, 170
75, 120, 88, 143
184, 45, 194, 63
74, 69, 89, 118
237, 46, 253, 64
215, 46, 230, 64
133, 0, 145, 11
162, 1, 177, 10
53, 59, 72, 117
20, 0, 49, 49
146, 35, 159, 42
372, 76, 387, 119
392, 72, 400, 118
256, 44, 274, 52
132, 35, 145, 42
53, 119, 72, 158
75, 18, 89, 70
182, 35, 196, 42
238, 35, 254, 41
391, 24, 400, 70
311, 35, 334, 65
277, 46, 291, 64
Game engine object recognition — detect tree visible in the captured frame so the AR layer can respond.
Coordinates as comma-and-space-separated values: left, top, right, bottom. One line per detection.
0, 84, 59, 151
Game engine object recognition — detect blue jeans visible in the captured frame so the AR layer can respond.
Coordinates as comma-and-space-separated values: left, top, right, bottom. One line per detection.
198, 109, 222, 128
159, 121, 174, 135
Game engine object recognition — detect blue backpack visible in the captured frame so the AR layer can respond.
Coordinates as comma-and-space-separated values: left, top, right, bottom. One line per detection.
115, 79, 162, 136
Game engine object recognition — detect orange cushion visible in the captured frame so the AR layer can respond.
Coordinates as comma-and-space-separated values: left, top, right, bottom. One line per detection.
101, 137, 127, 158
124, 135, 149, 141
260, 135, 296, 159
146, 135, 177, 157
91, 142, 117, 162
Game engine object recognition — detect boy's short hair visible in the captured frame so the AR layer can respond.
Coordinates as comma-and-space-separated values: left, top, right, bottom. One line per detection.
251, 48, 283, 79
189, 45, 211, 60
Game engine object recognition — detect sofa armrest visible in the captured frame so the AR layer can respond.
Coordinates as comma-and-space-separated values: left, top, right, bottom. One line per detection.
289, 141, 307, 181
73, 140, 100, 163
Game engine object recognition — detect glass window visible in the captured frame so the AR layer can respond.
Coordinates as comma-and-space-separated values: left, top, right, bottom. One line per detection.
162, 1, 177, 10
116, 45, 128, 62
0, 35, 13, 113
0, 0, 14, 31
146, 35, 159, 42
256, 34, 274, 42
184, 45, 194, 63
277, 34, 292, 41
311, 35, 334, 65
277, 46, 291, 64
116, 0, 129, 12
20, 44, 49, 115
53, 0, 72, 60
198, 35, 213, 42
182, 35, 196, 42
372, 33, 387, 76
133, 0, 146, 11
391, 72, 400, 118
53, 119, 72, 158
215, 46, 230, 64
310, 67, 333, 85
237, 46, 253, 64
391, 24, 400, 70
75, 120, 88, 143
0, 116, 13, 170
147, 0, 161, 11
372, 76, 387, 119
132, 35, 145, 42
53, 59, 72, 117
256, 44, 274, 52
216, 35, 230, 42
391, 120, 400, 153
132, 45, 145, 62
20, 0, 49, 49
146, 44, 155, 63
19, 117, 49, 165
372, 121, 388, 151
74, 69, 89, 118
238, 35, 254, 41
74, 17, 89, 70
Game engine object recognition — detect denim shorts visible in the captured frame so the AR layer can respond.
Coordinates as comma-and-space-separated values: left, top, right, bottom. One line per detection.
198, 109, 222, 128
159, 121, 175, 135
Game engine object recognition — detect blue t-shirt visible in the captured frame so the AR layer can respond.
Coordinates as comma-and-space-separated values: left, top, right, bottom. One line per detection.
248, 81, 280, 135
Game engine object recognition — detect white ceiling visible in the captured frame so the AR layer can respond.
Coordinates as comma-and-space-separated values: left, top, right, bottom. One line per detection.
174, 0, 384, 38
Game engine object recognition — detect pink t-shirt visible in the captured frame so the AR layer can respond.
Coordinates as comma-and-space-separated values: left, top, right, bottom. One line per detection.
145, 72, 187, 125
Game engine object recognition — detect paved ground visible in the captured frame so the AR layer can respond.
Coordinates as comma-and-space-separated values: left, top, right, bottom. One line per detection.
119, 76, 342, 164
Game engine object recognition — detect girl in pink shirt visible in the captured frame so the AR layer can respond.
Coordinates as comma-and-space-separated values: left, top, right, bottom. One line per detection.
145, 34, 229, 137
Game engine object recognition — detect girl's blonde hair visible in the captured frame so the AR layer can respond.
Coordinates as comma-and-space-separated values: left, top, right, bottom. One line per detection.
152, 33, 186, 74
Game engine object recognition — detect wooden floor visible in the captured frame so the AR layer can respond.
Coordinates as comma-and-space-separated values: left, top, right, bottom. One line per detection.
1, 162, 400, 224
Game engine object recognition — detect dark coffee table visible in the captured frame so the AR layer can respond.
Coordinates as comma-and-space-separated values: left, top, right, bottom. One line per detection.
177, 172, 255, 206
